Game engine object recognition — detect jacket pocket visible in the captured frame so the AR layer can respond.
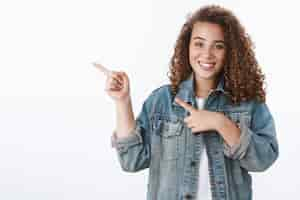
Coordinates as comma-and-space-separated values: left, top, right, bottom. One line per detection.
153, 119, 183, 160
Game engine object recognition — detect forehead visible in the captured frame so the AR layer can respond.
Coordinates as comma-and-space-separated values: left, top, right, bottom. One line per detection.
191, 21, 224, 40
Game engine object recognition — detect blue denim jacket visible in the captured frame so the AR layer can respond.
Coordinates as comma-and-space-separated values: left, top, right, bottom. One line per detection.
112, 74, 279, 200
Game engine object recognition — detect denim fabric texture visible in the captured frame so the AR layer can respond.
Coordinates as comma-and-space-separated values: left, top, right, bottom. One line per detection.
112, 74, 279, 200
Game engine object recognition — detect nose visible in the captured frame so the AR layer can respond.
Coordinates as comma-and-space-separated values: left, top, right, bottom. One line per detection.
202, 46, 214, 59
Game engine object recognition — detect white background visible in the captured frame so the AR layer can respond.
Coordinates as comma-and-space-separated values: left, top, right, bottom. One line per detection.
0, 0, 299, 199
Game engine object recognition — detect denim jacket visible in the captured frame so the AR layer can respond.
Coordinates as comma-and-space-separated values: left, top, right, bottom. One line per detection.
112, 74, 279, 200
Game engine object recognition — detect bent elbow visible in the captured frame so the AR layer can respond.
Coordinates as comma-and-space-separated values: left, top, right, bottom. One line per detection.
240, 151, 279, 172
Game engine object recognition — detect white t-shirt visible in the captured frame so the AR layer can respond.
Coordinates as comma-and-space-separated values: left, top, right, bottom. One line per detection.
195, 97, 212, 200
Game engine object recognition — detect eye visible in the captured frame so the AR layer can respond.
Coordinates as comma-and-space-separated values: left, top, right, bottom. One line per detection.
194, 42, 204, 47
215, 43, 225, 50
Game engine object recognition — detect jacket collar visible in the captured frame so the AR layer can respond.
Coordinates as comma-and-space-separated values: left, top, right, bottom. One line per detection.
172, 73, 227, 107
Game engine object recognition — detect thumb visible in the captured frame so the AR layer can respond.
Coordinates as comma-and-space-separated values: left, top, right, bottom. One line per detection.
119, 71, 130, 88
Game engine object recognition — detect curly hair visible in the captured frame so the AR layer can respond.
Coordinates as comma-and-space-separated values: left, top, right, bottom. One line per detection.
168, 5, 266, 104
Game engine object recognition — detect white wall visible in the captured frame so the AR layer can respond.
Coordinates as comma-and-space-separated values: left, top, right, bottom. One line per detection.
0, 0, 298, 199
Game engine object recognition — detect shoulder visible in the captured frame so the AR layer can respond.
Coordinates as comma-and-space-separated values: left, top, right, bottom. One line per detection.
144, 84, 173, 102
142, 84, 173, 110
149, 84, 172, 97
239, 99, 274, 123
241, 99, 271, 114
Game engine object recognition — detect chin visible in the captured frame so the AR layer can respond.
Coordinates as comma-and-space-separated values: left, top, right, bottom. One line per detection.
195, 74, 217, 81
194, 71, 216, 79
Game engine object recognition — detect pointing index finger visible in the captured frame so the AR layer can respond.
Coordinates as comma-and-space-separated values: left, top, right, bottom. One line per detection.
93, 62, 112, 76
175, 97, 195, 113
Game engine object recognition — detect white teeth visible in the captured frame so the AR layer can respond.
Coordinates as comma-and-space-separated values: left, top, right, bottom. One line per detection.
198, 62, 215, 69
201, 63, 213, 67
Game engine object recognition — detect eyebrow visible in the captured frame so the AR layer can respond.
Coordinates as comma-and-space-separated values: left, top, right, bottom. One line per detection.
192, 36, 225, 44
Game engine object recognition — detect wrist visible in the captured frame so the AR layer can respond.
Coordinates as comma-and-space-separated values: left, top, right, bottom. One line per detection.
115, 96, 131, 107
214, 112, 227, 132
215, 112, 241, 146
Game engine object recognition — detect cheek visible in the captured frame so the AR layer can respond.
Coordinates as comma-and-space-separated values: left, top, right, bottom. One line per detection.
189, 49, 198, 62
216, 51, 226, 62
189, 48, 200, 60
215, 52, 226, 70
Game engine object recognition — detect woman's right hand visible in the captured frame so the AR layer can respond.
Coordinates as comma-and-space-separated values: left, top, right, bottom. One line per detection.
94, 63, 131, 103
105, 70, 130, 102
94, 63, 135, 139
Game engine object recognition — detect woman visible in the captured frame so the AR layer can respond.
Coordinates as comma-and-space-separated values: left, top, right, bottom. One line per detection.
102, 5, 279, 200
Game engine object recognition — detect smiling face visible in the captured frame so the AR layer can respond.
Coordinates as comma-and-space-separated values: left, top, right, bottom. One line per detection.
189, 21, 226, 83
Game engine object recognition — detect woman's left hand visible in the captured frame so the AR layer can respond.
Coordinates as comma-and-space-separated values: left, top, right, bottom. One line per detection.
175, 97, 221, 133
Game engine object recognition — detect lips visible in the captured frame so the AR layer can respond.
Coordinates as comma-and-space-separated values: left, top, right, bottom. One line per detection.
197, 61, 216, 70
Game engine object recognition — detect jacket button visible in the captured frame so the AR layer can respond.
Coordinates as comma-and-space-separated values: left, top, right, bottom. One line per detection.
190, 161, 197, 167
184, 194, 193, 199
217, 181, 224, 185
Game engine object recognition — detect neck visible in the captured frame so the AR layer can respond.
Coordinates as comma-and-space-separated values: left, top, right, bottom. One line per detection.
194, 77, 216, 98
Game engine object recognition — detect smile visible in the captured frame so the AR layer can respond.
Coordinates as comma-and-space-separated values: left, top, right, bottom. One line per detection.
197, 61, 216, 71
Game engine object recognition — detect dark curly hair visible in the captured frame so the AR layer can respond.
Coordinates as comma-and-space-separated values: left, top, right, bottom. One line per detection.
168, 5, 266, 104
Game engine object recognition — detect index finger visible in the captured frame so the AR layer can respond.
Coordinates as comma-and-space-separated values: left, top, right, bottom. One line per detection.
174, 97, 195, 113
92, 62, 112, 76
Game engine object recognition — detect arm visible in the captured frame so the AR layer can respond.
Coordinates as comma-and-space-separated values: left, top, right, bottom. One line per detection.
102, 68, 152, 172
216, 102, 279, 172
112, 97, 152, 172
115, 97, 136, 139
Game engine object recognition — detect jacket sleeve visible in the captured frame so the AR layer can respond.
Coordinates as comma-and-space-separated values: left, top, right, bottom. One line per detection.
223, 102, 279, 172
111, 96, 152, 172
